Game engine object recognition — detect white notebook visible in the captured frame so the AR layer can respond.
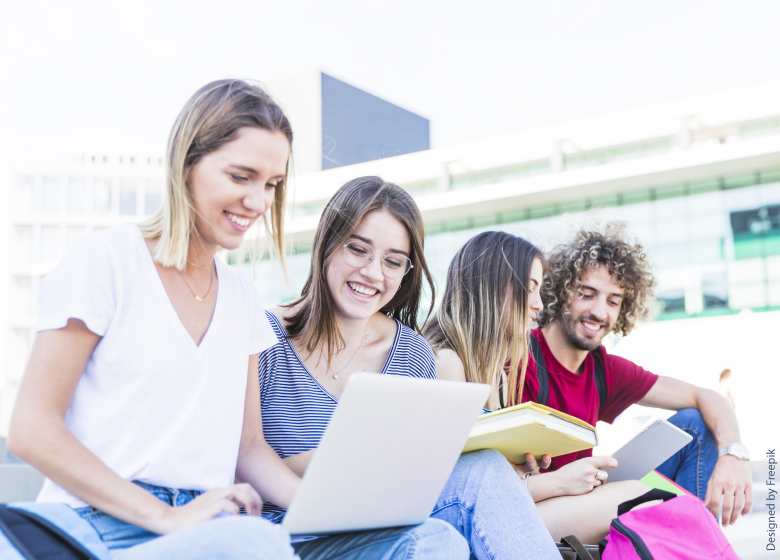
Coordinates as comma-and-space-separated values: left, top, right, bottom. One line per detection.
602, 418, 693, 482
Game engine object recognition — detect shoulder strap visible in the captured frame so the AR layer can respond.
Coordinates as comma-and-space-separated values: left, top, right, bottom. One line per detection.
617, 488, 677, 516
591, 348, 607, 410
8, 502, 112, 560
528, 335, 549, 406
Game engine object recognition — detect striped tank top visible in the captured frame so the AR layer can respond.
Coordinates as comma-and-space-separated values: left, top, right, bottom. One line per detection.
258, 310, 437, 522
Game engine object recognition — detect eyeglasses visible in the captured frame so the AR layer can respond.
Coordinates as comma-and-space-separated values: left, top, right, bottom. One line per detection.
343, 240, 414, 279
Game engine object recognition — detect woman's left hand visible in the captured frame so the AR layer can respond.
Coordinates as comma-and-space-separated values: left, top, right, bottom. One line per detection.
512, 453, 552, 475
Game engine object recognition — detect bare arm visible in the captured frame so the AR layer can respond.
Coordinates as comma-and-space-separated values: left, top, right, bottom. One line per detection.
235, 354, 301, 508
433, 348, 467, 382
8, 319, 265, 534
639, 376, 753, 524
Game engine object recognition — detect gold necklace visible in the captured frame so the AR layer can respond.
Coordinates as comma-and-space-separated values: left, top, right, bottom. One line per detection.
187, 258, 214, 270
177, 264, 214, 302
330, 324, 371, 380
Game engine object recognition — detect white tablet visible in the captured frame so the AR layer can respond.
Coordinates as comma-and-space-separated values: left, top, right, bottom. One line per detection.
602, 418, 693, 483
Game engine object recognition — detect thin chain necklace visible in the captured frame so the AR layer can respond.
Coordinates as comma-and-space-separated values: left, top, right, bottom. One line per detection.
187, 258, 214, 270
330, 323, 371, 380
177, 263, 214, 302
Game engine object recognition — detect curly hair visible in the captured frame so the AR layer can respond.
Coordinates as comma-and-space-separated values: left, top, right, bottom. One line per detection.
536, 222, 656, 336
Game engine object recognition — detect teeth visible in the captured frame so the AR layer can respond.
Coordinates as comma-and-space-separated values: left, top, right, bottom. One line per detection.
226, 212, 250, 227
348, 282, 378, 297
582, 321, 602, 332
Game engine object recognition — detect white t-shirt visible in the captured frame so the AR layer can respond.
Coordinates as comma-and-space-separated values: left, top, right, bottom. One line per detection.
35, 225, 278, 507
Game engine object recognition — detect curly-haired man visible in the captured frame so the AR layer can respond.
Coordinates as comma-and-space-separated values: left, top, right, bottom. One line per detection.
516, 223, 752, 542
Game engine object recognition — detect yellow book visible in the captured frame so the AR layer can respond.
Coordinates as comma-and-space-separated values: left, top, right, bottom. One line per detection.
463, 402, 598, 463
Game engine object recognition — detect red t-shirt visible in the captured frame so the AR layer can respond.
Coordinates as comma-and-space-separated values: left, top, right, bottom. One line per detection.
520, 328, 658, 472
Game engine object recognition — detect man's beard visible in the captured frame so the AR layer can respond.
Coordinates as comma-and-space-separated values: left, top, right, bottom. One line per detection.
561, 313, 610, 352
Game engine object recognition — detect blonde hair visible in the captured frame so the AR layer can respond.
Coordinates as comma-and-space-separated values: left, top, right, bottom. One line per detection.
423, 232, 542, 410
139, 79, 293, 273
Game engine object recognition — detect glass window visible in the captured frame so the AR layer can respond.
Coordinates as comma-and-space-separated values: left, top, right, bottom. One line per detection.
653, 243, 689, 269
688, 190, 722, 215
688, 214, 726, 241
728, 258, 765, 284
617, 201, 653, 226
68, 177, 89, 215
144, 179, 163, 215
11, 276, 32, 318
759, 181, 780, 206
768, 280, 780, 306
66, 227, 88, 250
94, 179, 113, 214
728, 282, 767, 310
40, 226, 62, 262
41, 176, 63, 214
766, 255, 780, 280
690, 239, 723, 265
12, 226, 33, 266
14, 175, 35, 214
656, 219, 688, 245
119, 179, 138, 215
8, 329, 32, 381
654, 196, 687, 222
723, 185, 760, 211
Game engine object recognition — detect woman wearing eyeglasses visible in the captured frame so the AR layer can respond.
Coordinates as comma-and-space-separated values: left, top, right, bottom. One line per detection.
257, 176, 560, 560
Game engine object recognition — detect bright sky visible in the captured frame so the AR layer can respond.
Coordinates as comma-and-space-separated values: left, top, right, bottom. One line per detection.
1, 0, 780, 169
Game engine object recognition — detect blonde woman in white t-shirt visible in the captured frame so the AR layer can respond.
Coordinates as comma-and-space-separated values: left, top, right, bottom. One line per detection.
6, 80, 305, 560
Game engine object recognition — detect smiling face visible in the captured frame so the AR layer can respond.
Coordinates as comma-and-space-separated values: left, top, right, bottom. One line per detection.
562, 263, 625, 351
186, 127, 290, 251
326, 209, 411, 322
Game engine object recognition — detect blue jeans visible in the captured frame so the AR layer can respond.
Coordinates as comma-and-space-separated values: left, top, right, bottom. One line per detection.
657, 409, 718, 500
76, 482, 467, 560
432, 450, 559, 560
292, 520, 469, 559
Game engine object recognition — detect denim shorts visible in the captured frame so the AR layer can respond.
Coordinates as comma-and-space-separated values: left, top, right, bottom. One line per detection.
74, 481, 203, 551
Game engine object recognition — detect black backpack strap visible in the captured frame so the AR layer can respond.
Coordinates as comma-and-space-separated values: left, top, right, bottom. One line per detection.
591, 348, 607, 411
528, 335, 549, 406
0, 505, 96, 559
559, 535, 597, 560
617, 488, 677, 516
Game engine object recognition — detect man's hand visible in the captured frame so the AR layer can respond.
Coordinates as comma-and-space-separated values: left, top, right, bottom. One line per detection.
703, 455, 753, 526
512, 453, 552, 475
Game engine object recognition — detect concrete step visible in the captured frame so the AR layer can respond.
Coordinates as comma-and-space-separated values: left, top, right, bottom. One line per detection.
0, 464, 45, 502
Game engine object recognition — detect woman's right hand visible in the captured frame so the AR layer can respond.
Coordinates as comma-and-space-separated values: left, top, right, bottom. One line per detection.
551, 456, 618, 496
151, 483, 264, 534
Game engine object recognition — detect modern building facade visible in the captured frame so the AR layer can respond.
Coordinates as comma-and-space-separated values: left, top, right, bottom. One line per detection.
2, 82, 779, 465
1, 153, 165, 432
268, 72, 429, 175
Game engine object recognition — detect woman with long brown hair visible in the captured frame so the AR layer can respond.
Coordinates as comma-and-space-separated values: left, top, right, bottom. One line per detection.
258, 177, 560, 560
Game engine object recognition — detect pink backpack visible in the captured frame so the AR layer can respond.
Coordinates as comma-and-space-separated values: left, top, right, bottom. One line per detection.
601, 489, 739, 560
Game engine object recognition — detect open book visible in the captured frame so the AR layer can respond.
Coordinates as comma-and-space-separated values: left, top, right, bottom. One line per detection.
463, 402, 598, 463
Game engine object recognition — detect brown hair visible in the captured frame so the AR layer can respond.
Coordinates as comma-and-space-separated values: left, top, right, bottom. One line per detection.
536, 222, 655, 336
285, 176, 435, 361
423, 232, 542, 409
140, 79, 292, 273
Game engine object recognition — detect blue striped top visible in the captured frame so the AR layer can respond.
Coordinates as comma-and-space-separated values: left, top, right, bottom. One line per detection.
258, 310, 436, 521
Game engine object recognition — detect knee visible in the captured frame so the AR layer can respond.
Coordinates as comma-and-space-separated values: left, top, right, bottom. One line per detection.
668, 408, 706, 431
408, 519, 469, 559
211, 516, 295, 558
459, 449, 512, 475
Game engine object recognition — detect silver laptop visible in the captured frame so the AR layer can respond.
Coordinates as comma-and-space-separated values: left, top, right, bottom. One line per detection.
282, 373, 490, 535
